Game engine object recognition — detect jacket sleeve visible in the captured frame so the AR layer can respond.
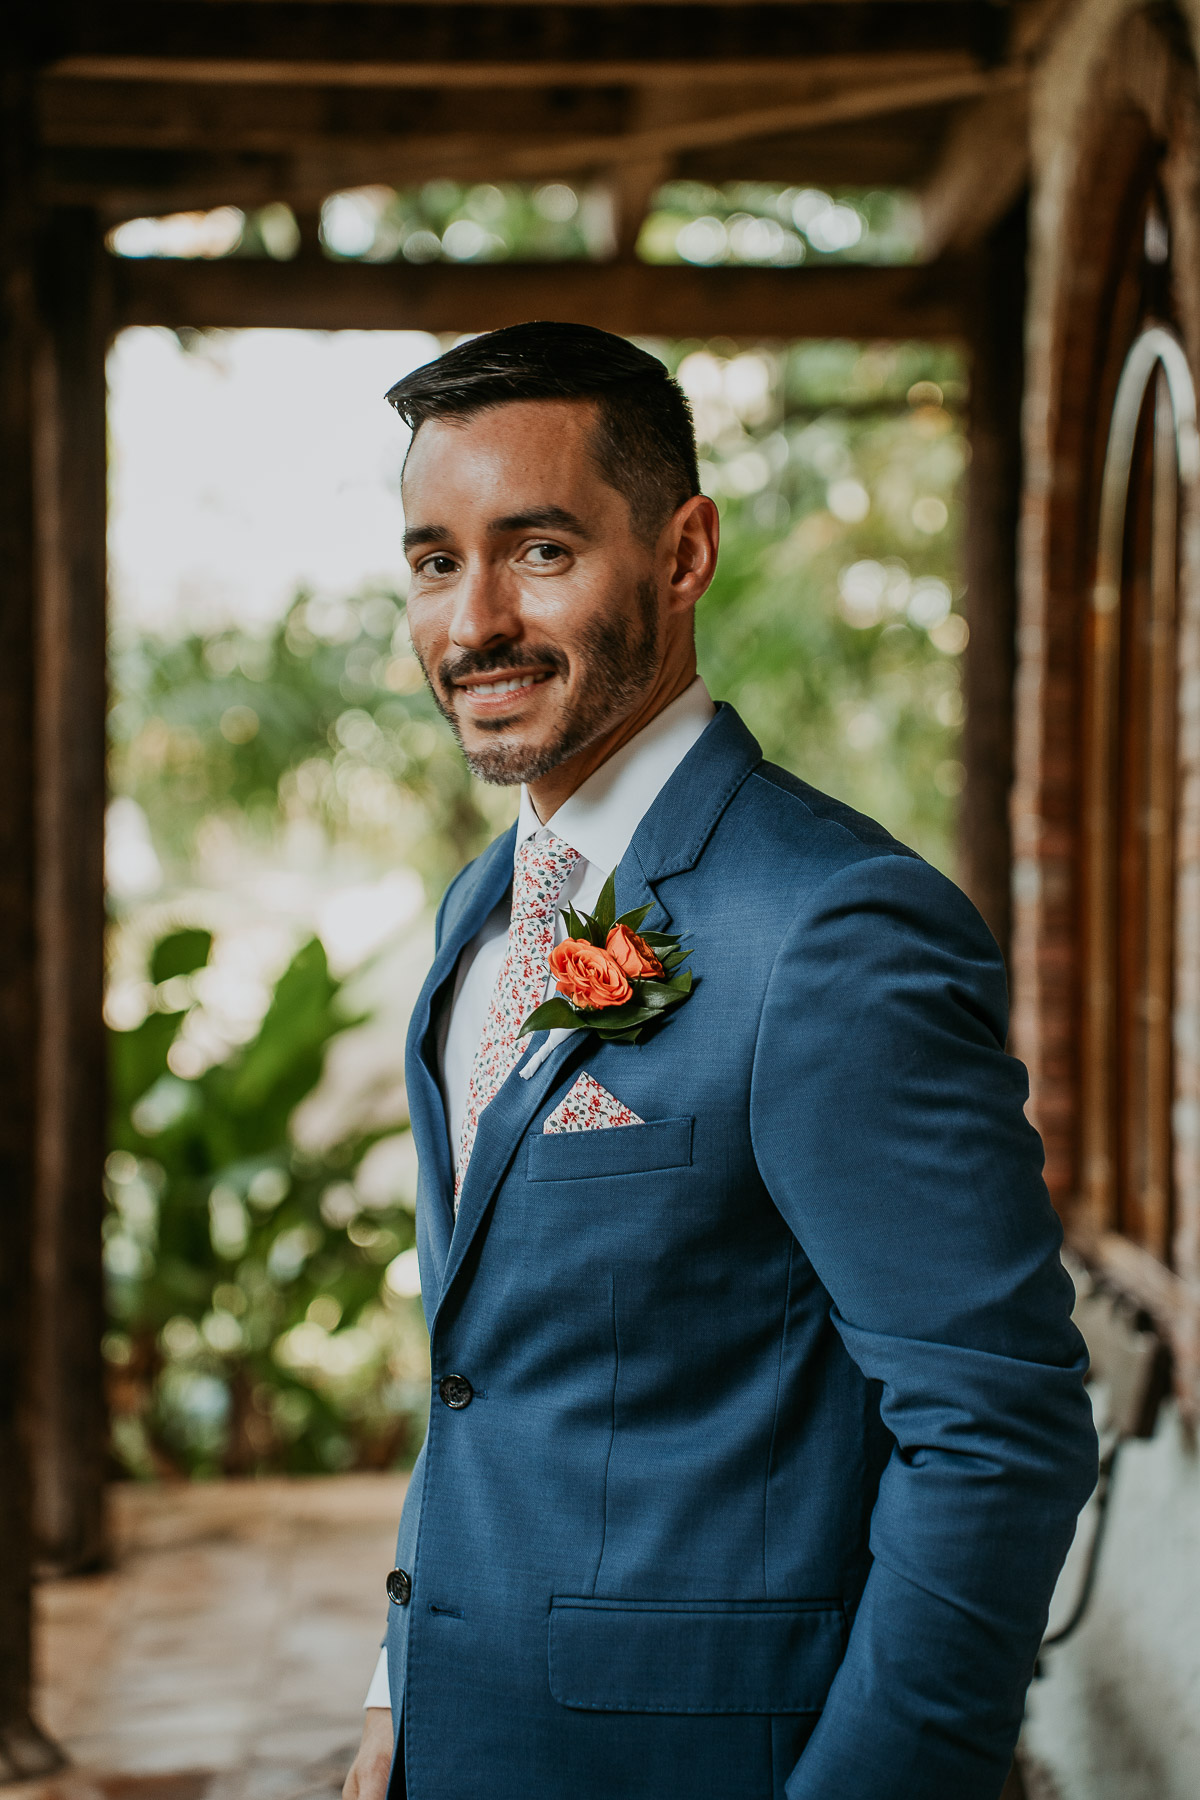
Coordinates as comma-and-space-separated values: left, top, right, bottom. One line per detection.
750, 851, 1097, 1800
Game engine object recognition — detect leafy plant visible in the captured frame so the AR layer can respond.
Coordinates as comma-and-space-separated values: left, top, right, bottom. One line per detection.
105, 926, 429, 1478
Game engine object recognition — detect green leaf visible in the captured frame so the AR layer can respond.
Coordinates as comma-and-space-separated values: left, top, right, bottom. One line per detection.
614, 903, 653, 933
518, 997, 583, 1036
110, 1008, 189, 1119
151, 928, 213, 984
628, 985, 683, 1013
591, 870, 617, 935
562, 904, 601, 947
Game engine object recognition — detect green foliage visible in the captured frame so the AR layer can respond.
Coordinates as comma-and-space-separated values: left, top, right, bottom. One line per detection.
640, 182, 918, 267
663, 338, 968, 868
319, 180, 600, 265
105, 927, 428, 1478
108, 590, 504, 899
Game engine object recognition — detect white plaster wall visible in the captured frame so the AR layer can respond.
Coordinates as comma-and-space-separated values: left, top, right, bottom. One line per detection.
1021, 1404, 1200, 1798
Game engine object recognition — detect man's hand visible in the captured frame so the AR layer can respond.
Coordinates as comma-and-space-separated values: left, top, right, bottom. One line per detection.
344, 1707, 394, 1800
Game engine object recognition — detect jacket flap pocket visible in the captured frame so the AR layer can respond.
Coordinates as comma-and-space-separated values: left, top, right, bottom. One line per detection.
548, 1596, 846, 1714
527, 1116, 693, 1182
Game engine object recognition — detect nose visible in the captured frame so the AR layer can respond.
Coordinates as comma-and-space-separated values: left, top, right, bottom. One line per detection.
447, 560, 520, 651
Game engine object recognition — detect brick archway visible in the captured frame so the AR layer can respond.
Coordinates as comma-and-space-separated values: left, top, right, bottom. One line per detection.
1014, 2, 1200, 1404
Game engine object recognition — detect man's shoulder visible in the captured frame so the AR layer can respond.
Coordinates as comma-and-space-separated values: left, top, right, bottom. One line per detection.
713, 758, 999, 969
745, 760, 910, 857
725, 757, 920, 886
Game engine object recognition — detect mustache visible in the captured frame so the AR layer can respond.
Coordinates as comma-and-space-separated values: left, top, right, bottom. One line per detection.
436, 643, 567, 690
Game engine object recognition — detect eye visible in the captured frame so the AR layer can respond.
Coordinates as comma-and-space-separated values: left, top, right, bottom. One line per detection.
522, 541, 568, 567
417, 553, 458, 577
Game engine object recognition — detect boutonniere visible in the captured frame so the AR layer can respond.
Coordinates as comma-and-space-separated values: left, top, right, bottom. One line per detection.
518, 871, 693, 1046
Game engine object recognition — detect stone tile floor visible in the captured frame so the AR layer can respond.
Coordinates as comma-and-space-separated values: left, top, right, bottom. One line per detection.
19, 1475, 408, 1800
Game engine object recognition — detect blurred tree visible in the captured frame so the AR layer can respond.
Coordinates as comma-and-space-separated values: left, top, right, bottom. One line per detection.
109, 589, 505, 899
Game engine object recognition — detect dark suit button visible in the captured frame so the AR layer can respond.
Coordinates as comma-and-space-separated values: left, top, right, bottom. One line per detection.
386, 1567, 412, 1606
439, 1373, 474, 1409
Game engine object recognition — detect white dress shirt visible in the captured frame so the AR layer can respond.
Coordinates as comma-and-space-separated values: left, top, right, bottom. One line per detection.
364, 676, 716, 1709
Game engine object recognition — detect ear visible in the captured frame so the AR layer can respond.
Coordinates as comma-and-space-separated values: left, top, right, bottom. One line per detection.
661, 495, 720, 614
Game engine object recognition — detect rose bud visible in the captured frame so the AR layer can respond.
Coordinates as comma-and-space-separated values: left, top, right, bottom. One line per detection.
605, 923, 665, 980
549, 938, 632, 1010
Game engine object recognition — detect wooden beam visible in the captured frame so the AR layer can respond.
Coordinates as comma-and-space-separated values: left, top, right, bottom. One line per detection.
38, 75, 635, 154
111, 252, 967, 340
39, 67, 1022, 214
50, 1, 1009, 87
680, 108, 953, 188
918, 82, 1030, 257
501, 66, 1022, 177
30, 206, 111, 1579
959, 201, 1026, 964
0, 53, 68, 1785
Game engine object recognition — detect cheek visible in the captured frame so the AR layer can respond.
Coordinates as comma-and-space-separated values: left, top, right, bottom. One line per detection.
520, 567, 634, 658
404, 597, 444, 666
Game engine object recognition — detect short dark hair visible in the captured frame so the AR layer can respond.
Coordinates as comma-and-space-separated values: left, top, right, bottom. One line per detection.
385, 320, 699, 542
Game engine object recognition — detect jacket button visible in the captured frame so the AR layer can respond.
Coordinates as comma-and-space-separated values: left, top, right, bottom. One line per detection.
386, 1567, 412, 1606
439, 1373, 474, 1409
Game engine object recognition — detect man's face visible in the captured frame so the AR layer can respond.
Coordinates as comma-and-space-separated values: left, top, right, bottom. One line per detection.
401, 399, 664, 785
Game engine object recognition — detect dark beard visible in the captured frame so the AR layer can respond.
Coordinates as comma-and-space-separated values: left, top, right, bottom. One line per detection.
419, 578, 661, 786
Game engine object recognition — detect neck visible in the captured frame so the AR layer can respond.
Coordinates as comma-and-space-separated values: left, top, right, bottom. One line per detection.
527, 648, 698, 823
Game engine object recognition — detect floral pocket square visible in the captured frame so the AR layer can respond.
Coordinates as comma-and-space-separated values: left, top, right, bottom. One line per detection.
543, 1072, 644, 1135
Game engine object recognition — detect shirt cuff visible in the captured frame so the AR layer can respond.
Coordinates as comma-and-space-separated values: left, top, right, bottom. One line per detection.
363, 1645, 391, 1710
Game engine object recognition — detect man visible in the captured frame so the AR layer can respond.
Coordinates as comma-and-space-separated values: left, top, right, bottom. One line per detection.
343, 322, 1096, 1800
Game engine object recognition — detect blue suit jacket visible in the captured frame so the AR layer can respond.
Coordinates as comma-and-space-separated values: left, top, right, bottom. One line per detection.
386, 704, 1097, 1800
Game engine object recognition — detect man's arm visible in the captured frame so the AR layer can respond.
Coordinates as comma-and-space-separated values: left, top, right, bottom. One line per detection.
751, 852, 1097, 1800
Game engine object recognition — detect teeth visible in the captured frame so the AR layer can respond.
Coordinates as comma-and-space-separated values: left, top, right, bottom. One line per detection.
466, 674, 543, 695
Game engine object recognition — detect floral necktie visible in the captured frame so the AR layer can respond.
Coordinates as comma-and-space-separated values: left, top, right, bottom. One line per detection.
454, 829, 580, 1211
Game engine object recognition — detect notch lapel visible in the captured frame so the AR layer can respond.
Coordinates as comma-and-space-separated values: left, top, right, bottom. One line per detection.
430, 835, 680, 1319
431, 705, 764, 1321
406, 826, 516, 1295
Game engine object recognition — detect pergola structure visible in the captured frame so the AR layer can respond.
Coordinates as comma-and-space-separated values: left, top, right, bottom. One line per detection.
1, 1, 1043, 1775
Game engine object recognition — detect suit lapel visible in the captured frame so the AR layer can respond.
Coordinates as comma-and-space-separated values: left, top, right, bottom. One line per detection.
429, 705, 764, 1321
432, 710, 762, 1316
406, 826, 516, 1295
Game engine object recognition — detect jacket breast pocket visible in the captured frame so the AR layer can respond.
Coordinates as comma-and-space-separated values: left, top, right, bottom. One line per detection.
526, 1116, 694, 1182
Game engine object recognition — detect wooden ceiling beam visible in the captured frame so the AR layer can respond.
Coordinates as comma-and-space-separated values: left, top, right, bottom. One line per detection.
110, 252, 968, 341
41, 68, 1016, 198
917, 83, 1030, 256
38, 79, 633, 154
500, 66, 1020, 175
39, 56, 974, 153
50, 2, 1009, 87
42, 66, 1022, 215
680, 111, 953, 188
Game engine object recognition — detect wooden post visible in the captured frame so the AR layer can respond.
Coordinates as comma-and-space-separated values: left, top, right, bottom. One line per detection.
0, 52, 67, 1784
30, 206, 111, 1576
961, 200, 1027, 967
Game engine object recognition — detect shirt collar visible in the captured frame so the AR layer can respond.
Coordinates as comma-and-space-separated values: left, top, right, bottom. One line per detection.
515, 676, 715, 871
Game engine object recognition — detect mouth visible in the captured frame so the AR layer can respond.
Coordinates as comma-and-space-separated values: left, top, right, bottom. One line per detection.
451, 668, 556, 717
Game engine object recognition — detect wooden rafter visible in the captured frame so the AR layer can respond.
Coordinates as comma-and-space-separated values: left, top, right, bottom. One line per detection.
48, 1, 1009, 87
111, 251, 968, 341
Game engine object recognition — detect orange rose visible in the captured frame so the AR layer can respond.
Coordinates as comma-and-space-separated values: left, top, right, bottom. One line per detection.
605, 923, 664, 979
549, 938, 632, 1010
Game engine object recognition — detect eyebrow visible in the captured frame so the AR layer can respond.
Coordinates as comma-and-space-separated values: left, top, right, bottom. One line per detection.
403, 506, 592, 555
403, 523, 450, 553
488, 506, 593, 539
